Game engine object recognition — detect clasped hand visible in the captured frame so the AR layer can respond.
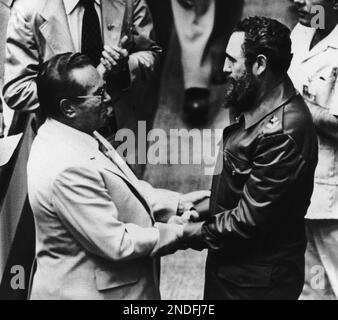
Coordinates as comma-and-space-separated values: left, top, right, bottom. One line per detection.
168, 210, 200, 225
97, 36, 129, 78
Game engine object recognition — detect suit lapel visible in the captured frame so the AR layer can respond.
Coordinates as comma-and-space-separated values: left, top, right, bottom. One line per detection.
101, 0, 126, 47
40, 0, 75, 54
92, 132, 154, 220
103, 166, 154, 222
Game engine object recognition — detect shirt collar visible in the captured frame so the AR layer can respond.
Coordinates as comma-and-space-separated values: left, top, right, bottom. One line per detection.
42, 118, 99, 152
320, 23, 338, 50
63, 0, 101, 15
241, 76, 296, 130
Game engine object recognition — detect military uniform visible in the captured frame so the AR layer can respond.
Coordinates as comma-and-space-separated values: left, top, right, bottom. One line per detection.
289, 22, 338, 300
183, 77, 318, 300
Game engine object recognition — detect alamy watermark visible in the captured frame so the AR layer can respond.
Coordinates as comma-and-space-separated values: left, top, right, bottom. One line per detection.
113, 121, 224, 175
310, 5, 326, 29
10, 265, 26, 290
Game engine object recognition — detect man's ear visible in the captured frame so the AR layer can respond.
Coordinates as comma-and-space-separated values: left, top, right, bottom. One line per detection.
59, 99, 77, 119
252, 54, 268, 76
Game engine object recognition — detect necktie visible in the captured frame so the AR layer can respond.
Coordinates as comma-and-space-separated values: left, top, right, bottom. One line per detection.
81, 0, 103, 66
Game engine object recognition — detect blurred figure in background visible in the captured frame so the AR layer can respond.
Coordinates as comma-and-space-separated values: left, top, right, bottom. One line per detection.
171, 0, 243, 123
171, 0, 216, 121
146, 0, 243, 125
0, 0, 14, 137
289, 0, 338, 300
0, 0, 35, 301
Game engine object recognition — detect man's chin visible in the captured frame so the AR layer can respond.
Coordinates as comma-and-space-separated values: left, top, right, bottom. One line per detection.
297, 15, 312, 27
224, 92, 252, 112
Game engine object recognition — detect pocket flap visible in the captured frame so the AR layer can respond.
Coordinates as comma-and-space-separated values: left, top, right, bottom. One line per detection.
95, 268, 139, 291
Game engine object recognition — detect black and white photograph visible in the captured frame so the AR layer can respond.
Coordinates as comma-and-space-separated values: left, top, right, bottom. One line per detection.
0, 0, 338, 306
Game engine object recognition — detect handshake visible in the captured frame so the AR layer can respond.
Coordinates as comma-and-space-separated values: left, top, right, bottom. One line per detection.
151, 190, 211, 257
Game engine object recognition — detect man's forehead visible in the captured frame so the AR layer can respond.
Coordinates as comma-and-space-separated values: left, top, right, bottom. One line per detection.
226, 31, 246, 58
72, 66, 102, 90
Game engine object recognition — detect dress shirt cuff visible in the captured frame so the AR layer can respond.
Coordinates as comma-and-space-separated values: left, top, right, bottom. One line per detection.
151, 223, 184, 256
152, 190, 181, 223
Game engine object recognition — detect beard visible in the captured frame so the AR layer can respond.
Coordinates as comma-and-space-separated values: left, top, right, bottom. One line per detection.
223, 69, 258, 113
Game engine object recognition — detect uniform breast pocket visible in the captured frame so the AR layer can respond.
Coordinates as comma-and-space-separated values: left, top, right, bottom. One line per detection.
305, 68, 338, 109
95, 266, 140, 292
223, 151, 252, 188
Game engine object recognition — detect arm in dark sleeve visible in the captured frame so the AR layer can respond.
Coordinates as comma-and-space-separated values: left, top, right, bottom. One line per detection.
183, 133, 307, 251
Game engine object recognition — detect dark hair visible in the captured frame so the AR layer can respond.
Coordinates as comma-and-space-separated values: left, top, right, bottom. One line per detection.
36, 53, 93, 118
234, 16, 293, 75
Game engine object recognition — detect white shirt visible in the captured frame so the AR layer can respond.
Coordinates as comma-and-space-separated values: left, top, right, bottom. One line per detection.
288, 23, 338, 219
63, 0, 102, 52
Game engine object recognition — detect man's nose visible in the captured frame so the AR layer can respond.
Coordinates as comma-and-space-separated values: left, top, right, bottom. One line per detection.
223, 58, 232, 75
292, 0, 305, 6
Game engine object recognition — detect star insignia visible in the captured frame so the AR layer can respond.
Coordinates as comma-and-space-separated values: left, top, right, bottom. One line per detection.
266, 116, 280, 129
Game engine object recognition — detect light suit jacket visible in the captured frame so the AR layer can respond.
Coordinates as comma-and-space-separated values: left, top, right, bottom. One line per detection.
3, 0, 161, 112
27, 119, 180, 300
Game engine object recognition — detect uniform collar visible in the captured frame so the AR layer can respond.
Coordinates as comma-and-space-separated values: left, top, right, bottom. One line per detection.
320, 23, 338, 50
0, 0, 15, 8
293, 23, 338, 62
63, 0, 101, 15
242, 77, 296, 130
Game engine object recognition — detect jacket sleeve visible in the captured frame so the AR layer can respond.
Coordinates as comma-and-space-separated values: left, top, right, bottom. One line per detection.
127, 0, 162, 84
138, 180, 181, 223
2, 4, 40, 112
183, 133, 308, 250
51, 166, 160, 262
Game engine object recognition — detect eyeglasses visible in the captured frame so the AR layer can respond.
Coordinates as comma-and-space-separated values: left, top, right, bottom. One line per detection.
69, 84, 108, 104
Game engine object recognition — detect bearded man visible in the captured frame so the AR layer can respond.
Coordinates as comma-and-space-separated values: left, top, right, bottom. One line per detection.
168, 17, 319, 300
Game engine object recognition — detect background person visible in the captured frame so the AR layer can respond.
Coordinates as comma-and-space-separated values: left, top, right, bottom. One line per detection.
289, 0, 338, 300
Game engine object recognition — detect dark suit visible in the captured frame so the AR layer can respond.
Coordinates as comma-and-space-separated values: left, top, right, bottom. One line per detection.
184, 78, 318, 300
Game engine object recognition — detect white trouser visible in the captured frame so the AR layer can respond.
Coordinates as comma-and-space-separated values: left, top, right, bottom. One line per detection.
171, 0, 215, 89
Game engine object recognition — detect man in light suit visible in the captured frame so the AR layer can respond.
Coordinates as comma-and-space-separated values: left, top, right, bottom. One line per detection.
0, 0, 160, 299
28, 52, 209, 300
3, 0, 161, 132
